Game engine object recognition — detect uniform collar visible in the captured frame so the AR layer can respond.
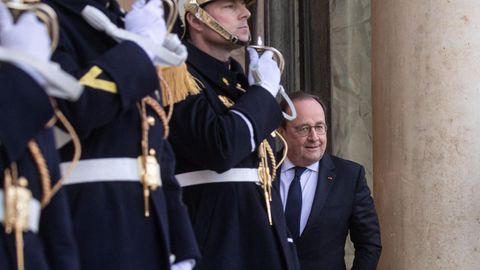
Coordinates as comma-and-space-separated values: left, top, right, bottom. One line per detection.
185, 42, 249, 99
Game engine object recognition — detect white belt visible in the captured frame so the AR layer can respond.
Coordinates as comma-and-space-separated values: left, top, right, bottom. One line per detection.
0, 190, 41, 233
61, 158, 143, 185
176, 168, 261, 187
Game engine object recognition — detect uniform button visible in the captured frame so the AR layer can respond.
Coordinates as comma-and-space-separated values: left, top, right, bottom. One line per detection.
235, 83, 246, 92
222, 77, 230, 86
169, 254, 176, 264
147, 116, 155, 126
18, 177, 28, 187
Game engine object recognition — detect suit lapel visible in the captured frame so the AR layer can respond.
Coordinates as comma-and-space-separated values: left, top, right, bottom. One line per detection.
299, 154, 336, 241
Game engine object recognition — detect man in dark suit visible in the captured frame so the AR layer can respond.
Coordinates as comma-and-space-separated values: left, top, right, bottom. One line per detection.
277, 91, 382, 270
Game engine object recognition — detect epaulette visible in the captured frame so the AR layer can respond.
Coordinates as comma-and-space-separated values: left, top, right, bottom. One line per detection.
157, 64, 202, 106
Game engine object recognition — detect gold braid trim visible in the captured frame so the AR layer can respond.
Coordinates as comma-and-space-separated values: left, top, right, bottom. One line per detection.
137, 98, 163, 217
25, 99, 82, 208
27, 140, 52, 207
49, 100, 82, 203
44, 115, 57, 128
138, 100, 151, 217
217, 92, 279, 225
263, 139, 277, 181
158, 74, 174, 122
157, 64, 201, 107
138, 101, 149, 156
143, 96, 169, 139
273, 130, 288, 170
258, 140, 273, 225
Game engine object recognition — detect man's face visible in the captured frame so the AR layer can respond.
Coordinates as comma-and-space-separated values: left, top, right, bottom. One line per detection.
203, 0, 251, 43
279, 98, 328, 167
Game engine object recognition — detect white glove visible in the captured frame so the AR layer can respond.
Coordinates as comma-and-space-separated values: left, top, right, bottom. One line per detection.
247, 48, 281, 97
125, 0, 167, 60
158, 33, 188, 66
0, 3, 50, 62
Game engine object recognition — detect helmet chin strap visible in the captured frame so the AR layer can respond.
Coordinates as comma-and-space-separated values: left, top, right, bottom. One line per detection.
186, 2, 251, 46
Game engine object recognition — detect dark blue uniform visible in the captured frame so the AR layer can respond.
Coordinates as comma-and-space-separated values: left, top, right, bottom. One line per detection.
168, 42, 300, 270
0, 62, 80, 270
42, 0, 200, 269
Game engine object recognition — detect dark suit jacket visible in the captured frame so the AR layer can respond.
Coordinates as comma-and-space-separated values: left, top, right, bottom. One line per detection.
277, 154, 381, 270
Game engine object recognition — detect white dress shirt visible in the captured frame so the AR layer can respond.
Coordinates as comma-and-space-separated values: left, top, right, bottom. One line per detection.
279, 159, 319, 235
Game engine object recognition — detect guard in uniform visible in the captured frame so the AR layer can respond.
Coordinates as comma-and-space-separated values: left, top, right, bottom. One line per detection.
0, 3, 80, 270
41, 0, 200, 269
169, 0, 300, 269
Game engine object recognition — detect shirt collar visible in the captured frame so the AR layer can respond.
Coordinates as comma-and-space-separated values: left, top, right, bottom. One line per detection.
281, 158, 319, 173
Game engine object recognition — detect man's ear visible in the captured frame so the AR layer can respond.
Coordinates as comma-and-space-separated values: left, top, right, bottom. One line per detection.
277, 126, 286, 137
185, 13, 204, 32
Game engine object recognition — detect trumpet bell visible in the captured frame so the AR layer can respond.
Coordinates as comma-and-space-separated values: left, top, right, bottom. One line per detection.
4, 0, 59, 51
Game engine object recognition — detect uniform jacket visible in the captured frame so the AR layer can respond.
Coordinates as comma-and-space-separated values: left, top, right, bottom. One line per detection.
168, 42, 300, 270
42, 0, 200, 269
0, 63, 80, 270
276, 154, 382, 270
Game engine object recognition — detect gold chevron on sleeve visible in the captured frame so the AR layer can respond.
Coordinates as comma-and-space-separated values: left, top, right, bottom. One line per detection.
79, 66, 118, 94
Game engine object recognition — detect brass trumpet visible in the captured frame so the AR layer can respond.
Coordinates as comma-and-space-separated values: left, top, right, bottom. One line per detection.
3, 0, 59, 51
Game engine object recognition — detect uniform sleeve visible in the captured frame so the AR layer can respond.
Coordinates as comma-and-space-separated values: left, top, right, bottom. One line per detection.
51, 31, 159, 138
232, 85, 284, 142
159, 142, 201, 262
349, 166, 382, 270
169, 84, 283, 173
0, 63, 54, 162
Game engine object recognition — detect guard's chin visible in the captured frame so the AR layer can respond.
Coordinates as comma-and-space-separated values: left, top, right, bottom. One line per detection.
237, 33, 251, 44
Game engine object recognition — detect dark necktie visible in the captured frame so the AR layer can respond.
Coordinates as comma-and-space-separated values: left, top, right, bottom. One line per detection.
285, 166, 306, 242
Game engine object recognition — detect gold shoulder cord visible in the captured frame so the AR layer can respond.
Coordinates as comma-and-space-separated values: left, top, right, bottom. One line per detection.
137, 96, 169, 217
3, 98, 81, 270
258, 131, 289, 225
257, 139, 274, 225
39, 99, 82, 207
158, 74, 174, 122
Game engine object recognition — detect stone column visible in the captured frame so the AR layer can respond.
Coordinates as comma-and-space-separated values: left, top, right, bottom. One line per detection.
372, 1, 480, 269
330, 0, 372, 267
